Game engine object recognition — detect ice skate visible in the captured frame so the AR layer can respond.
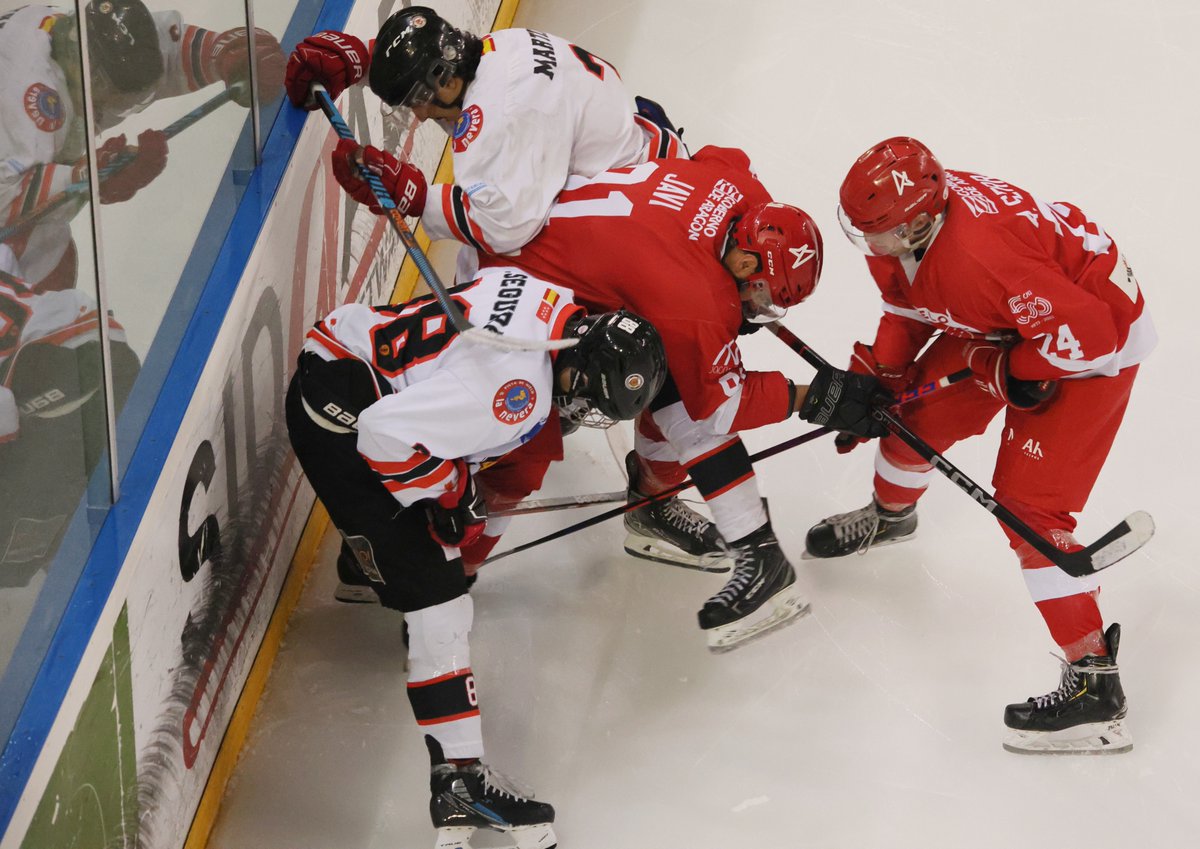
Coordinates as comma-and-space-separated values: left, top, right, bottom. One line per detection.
1003, 623, 1132, 755
427, 737, 557, 849
623, 452, 731, 572
698, 525, 811, 652
333, 540, 380, 604
803, 498, 917, 559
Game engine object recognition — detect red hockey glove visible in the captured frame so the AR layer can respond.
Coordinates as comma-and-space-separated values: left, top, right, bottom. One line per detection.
211, 27, 286, 107
95, 130, 168, 204
963, 340, 1058, 411
331, 138, 427, 216
426, 461, 488, 548
285, 31, 369, 109
835, 342, 915, 453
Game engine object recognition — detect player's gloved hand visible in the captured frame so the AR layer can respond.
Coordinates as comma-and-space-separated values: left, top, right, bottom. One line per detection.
331, 139, 427, 216
285, 31, 369, 109
963, 340, 1057, 411
211, 27, 286, 107
95, 130, 168, 204
797, 365, 892, 439
426, 462, 488, 548
835, 341, 915, 453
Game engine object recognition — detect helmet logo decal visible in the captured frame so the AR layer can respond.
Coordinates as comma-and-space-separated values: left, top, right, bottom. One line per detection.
493, 379, 537, 425
789, 245, 816, 269
616, 316, 641, 334
452, 105, 484, 153
625, 374, 645, 391
411, 14, 427, 28
891, 169, 914, 195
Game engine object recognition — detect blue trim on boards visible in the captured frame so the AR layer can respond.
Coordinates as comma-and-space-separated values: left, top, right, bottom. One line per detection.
0, 0, 356, 836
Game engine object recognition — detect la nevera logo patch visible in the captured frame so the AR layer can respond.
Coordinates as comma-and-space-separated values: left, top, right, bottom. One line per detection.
493, 379, 536, 424
453, 105, 484, 153
24, 84, 64, 132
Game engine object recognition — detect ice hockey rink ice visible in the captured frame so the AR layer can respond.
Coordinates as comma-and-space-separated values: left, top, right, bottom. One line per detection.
207, 1, 1200, 847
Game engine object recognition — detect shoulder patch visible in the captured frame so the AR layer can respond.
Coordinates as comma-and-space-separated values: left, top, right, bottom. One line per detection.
24, 84, 64, 132
481, 35, 495, 54
452, 105, 484, 153
493, 378, 536, 424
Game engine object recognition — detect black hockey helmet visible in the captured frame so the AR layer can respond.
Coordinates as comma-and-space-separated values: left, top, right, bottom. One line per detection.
368, 7, 481, 107
555, 310, 667, 428
86, 0, 163, 94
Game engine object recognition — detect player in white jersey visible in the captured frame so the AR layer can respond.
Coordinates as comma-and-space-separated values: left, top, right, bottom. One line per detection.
0, 243, 139, 586
0, 1, 283, 289
285, 266, 665, 849
284, 5, 686, 257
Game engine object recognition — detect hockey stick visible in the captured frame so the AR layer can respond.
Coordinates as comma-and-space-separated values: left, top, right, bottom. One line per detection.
492, 367, 974, 519
310, 85, 576, 353
766, 322, 1154, 577
0, 89, 235, 242
482, 425, 832, 565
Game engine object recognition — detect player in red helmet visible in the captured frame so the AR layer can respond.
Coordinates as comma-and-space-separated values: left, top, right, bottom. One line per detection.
730, 202, 825, 321
809, 135, 1156, 754
477, 146, 890, 652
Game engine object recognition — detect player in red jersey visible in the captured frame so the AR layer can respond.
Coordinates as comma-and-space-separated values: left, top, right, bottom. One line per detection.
477, 145, 891, 652
808, 136, 1156, 753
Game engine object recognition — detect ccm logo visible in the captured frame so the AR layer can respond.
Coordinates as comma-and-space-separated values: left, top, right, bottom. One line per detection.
322, 402, 357, 427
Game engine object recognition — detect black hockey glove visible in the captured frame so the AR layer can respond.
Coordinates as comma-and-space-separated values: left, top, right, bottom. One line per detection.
798, 366, 892, 439
425, 462, 488, 548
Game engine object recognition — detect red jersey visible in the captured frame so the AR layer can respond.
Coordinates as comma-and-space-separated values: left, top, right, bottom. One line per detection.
864, 170, 1156, 380
485, 146, 790, 433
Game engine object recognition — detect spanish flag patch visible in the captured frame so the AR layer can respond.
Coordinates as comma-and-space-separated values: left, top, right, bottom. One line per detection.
481, 35, 496, 54
536, 288, 559, 322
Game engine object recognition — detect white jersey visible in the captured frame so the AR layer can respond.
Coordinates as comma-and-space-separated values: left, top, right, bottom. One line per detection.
0, 6, 229, 255
301, 266, 581, 508
421, 27, 685, 255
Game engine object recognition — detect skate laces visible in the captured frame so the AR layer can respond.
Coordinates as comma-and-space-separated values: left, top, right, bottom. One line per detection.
1032, 654, 1119, 708
831, 506, 882, 555
710, 544, 765, 605
655, 497, 712, 537
476, 764, 536, 802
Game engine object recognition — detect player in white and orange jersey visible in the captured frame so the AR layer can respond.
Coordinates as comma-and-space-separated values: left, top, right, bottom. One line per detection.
285, 264, 665, 848
809, 135, 1155, 754
284, 5, 686, 259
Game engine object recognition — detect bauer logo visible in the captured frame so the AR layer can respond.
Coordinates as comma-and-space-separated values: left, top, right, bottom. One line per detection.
493, 379, 536, 424
453, 105, 484, 153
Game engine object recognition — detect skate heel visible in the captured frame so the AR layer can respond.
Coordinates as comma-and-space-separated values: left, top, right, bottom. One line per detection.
510, 823, 558, 849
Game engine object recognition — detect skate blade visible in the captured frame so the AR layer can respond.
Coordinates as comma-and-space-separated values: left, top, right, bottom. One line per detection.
334, 582, 380, 604
434, 823, 557, 849
624, 534, 732, 573
1002, 717, 1133, 755
800, 530, 917, 561
706, 585, 812, 653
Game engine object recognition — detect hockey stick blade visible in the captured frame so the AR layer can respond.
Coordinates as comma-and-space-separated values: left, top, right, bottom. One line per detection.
310, 85, 577, 354
1072, 510, 1155, 573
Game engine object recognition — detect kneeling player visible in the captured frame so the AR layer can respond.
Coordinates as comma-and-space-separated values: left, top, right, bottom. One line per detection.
285, 265, 665, 849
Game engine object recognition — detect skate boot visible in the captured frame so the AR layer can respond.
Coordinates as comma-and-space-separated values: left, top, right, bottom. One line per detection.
426, 737, 557, 849
697, 524, 811, 653
1003, 623, 1132, 755
334, 539, 380, 604
804, 497, 917, 559
623, 452, 730, 572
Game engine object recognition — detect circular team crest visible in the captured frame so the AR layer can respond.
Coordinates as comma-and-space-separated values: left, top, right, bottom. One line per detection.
452, 105, 484, 153
493, 379, 536, 424
625, 373, 645, 390
24, 84, 64, 132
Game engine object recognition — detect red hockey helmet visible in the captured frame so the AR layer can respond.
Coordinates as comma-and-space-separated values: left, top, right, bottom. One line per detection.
838, 136, 947, 256
729, 202, 823, 322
